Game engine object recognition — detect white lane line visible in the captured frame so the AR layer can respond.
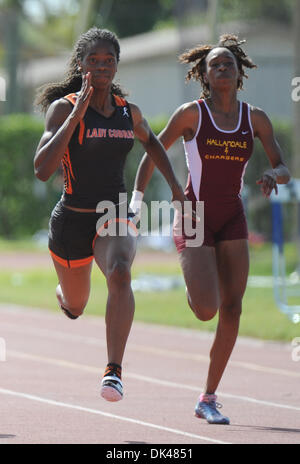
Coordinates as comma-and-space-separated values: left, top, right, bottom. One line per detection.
0, 322, 106, 347
2, 322, 299, 379
0, 388, 231, 445
8, 350, 300, 412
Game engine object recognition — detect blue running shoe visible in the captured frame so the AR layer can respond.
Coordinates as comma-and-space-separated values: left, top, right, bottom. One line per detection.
195, 394, 230, 425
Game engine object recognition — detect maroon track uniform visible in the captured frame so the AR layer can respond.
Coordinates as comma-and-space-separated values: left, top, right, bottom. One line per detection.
174, 99, 254, 251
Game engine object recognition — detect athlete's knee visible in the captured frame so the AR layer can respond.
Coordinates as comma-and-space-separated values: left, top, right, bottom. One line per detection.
187, 295, 218, 321
65, 297, 89, 316
107, 259, 131, 288
56, 285, 88, 316
195, 307, 218, 321
221, 299, 242, 320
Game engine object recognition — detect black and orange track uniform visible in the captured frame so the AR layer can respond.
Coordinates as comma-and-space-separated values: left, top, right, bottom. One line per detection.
49, 93, 136, 268
62, 92, 134, 208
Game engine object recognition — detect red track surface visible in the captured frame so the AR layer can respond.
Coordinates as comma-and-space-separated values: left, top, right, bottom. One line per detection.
0, 303, 299, 444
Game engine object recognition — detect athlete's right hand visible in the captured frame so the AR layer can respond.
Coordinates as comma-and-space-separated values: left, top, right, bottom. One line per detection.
256, 169, 278, 198
129, 190, 144, 224
72, 72, 94, 120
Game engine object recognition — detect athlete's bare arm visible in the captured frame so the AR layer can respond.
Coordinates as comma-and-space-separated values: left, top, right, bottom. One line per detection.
34, 73, 93, 181
133, 101, 199, 193
129, 102, 185, 204
251, 106, 291, 197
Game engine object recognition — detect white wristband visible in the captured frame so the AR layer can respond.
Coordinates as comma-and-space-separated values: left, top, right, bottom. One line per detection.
129, 190, 144, 215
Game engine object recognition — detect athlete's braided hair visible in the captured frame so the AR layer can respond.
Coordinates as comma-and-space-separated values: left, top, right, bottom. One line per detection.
179, 34, 257, 98
35, 27, 126, 112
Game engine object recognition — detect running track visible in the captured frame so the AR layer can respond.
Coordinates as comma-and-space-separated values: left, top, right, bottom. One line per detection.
0, 303, 299, 445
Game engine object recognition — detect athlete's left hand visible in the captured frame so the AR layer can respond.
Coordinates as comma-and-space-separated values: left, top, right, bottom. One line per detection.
256, 169, 278, 197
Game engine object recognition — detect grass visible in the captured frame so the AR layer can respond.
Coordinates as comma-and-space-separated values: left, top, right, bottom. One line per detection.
0, 237, 51, 253
0, 240, 300, 342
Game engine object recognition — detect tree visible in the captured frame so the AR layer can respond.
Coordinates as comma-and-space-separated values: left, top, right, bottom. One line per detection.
1, 0, 23, 113
93, 0, 174, 38
220, 0, 293, 24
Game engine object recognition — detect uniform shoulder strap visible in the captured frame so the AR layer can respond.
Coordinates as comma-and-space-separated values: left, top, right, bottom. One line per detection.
64, 93, 77, 105
113, 95, 127, 107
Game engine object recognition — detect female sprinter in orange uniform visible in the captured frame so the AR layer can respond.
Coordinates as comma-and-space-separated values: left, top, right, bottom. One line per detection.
34, 27, 185, 403
131, 34, 290, 424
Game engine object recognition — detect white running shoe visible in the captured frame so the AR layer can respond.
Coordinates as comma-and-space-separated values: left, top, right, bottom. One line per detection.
101, 374, 123, 402
101, 364, 123, 402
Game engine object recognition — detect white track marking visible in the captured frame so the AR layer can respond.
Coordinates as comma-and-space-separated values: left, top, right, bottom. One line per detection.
0, 388, 231, 445
2, 322, 299, 379
0, 322, 106, 347
8, 350, 300, 412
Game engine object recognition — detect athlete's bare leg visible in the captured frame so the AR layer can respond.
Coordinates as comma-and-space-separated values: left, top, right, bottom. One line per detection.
179, 239, 248, 394
179, 245, 220, 321
52, 259, 93, 317
94, 227, 137, 366
205, 239, 249, 394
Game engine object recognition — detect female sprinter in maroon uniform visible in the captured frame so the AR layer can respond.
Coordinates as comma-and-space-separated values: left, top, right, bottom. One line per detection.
34, 28, 185, 403
131, 34, 290, 424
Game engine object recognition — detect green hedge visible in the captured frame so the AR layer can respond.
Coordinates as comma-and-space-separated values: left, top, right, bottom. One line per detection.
126, 117, 294, 241
244, 119, 293, 240
0, 112, 293, 240
0, 113, 60, 238
0, 113, 168, 239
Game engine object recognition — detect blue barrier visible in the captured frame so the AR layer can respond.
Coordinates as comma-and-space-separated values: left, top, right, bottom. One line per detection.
270, 179, 300, 323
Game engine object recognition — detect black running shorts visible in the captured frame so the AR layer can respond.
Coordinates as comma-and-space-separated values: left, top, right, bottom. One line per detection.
48, 201, 136, 268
